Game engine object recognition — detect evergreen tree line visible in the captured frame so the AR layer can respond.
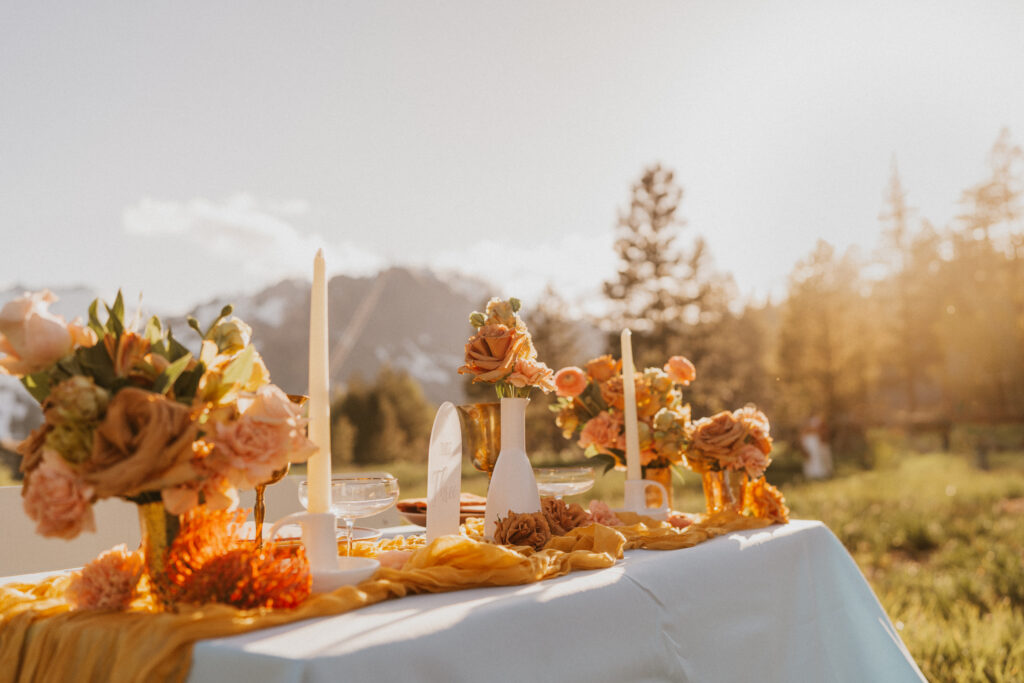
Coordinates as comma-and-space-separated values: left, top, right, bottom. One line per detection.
330, 129, 1024, 465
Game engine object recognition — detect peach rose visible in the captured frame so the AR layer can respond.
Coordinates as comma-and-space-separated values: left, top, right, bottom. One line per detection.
0, 290, 95, 376
664, 356, 696, 385
458, 324, 532, 383
690, 411, 746, 456
585, 355, 619, 382
553, 366, 587, 398
735, 405, 773, 454
578, 411, 623, 453
66, 543, 144, 610
507, 357, 555, 392
23, 449, 96, 539
83, 388, 200, 499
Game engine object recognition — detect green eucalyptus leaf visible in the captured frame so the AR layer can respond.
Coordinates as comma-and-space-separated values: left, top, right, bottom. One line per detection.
76, 342, 116, 387
219, 345, 254, 389
21, 373, 52, 403
153, 353, 192, 395
173, 364, 204, 403
166, 331, 191, 361
87, 299, 105, 337
144, 316, 163, 345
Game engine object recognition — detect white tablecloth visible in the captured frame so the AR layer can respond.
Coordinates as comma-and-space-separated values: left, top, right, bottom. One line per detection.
187, 520, 925, 683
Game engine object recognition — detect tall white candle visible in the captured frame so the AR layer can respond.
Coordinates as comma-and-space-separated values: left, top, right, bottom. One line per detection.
620, 329, 642, 481
306, 249, 332, 514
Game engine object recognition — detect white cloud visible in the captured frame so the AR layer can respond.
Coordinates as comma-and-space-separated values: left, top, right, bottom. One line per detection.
122, 194, 385, 284
416, 230, 618, 316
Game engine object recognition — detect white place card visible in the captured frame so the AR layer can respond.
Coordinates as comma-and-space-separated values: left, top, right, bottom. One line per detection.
426, 402, 463, 542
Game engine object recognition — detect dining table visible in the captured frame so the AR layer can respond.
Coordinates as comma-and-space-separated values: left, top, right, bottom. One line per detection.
168, 519, 924, 683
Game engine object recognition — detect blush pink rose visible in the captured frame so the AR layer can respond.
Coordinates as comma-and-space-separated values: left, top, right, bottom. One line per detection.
735, 443, 771, 479
554, 366, 587, 397
209, 385, 316, 489
664, 356, 696, 386
0, 290, 95, 376
23, 449, 96, 539
587, 500, 622, 527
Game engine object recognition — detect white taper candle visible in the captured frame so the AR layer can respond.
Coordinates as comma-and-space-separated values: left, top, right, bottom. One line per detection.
620, 329, 642, 481
306, 249, 332, 514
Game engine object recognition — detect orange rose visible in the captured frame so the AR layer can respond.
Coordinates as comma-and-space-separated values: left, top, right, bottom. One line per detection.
735, 405, 772, 454
585, 355, 619, 382
664, 356, 696, 385
553, 366, 587, 398
458, 324, 532, 383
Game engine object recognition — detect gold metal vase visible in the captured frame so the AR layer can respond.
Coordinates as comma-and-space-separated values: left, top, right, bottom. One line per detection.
136, 497, 180, 608
456, 402, 501, 478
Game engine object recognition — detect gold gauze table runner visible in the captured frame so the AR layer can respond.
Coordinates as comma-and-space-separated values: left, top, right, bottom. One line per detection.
0, 510, 771, 683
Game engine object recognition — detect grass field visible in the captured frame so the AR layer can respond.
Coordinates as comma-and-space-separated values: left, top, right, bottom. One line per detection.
3, 449, 1021, 680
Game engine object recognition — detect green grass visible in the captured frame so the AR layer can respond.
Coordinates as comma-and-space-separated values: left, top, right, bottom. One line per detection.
784, 453, 1024, 683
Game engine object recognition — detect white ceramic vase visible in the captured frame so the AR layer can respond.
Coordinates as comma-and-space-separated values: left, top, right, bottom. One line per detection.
483, 397, 541, 540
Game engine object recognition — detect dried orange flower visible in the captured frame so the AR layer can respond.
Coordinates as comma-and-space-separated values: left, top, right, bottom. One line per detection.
745, 477, 790, 524
541, 497, 588, 536
164, 505, 311, 609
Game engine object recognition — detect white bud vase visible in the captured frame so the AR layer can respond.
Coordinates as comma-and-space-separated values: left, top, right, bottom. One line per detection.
484, 397, 541, 540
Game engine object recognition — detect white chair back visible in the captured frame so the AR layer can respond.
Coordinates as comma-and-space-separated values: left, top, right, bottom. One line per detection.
0, 486, 140, 576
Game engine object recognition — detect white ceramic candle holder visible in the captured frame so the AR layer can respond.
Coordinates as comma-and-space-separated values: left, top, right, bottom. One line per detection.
268, 511, 380, 592
621, 479, 671, 521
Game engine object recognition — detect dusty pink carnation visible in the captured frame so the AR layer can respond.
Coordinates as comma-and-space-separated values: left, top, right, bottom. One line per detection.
587, 500, 623, 527
23, 449, 95, 539
66, 544, 144, 610
578, 411, 624, 454
507, 357, 556, 393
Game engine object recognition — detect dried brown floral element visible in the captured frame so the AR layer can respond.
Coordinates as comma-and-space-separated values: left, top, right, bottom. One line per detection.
541, 496, 589, 536
84, 388, 199, 499
493, 510, 551, 551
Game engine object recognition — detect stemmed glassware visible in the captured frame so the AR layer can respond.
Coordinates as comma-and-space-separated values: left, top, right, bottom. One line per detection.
300, 474, 400, 556
533, 466, 595, 500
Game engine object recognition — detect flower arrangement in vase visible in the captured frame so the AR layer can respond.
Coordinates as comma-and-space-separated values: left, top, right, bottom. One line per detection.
551, 354, 695, 509
0, 290, 315, 540
457, 297, 555, 539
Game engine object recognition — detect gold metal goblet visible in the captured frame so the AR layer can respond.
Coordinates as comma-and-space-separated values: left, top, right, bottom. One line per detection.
456, 402, 501, 478
252, 393, 309, 549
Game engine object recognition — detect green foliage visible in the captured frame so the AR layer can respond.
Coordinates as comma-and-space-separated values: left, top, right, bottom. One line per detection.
330, 366, 436, 464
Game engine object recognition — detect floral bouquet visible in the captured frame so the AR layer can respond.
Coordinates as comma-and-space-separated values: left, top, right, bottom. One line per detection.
457, 297, 555, 397
552, 354, 696, 472
687, 406, 773, 478
0, 290, 316, 540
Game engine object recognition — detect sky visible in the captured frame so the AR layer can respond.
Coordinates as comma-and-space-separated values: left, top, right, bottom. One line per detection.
2, 1, 1024, 315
